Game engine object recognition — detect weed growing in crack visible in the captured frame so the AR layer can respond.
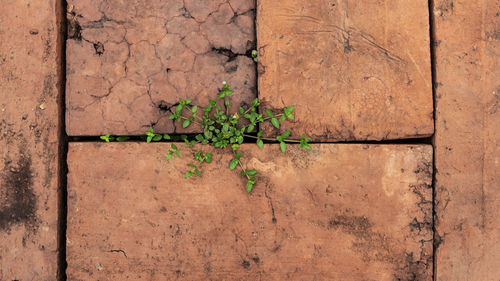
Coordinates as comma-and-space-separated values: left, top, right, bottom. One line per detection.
100, 134, 129, 142
101, 82, 311, 193
251, 49, 258, 62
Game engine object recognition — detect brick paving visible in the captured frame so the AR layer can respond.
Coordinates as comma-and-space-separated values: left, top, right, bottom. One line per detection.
67, 143, 432, 280
0, 0, 499, 279
433, 0, 500, 279
0, 1, 62, 279
257, 0, 434, 141
66, 0, 256, 136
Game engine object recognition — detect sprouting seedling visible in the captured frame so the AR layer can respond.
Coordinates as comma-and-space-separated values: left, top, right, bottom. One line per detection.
185, 150, 213, 178
100, 82, 311, 193
100, 134, 130, 142
251, 49, 258, 63
100, 134, 113, 142
146, 126, 170, 143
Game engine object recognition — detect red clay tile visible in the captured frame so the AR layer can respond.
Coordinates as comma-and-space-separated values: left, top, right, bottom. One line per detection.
257, 0, 434, 141
67, 143, 432, 280
433, 0, 500, 279
0, 1, 61, 279
66, 0, 256, 136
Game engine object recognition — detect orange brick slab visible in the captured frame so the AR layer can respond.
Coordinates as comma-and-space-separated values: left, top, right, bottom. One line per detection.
68, 143, 432, 280
0, 0, 61, 279
433, 0, 500, 280
257, 0, 434, 141
66, 0, 256, 136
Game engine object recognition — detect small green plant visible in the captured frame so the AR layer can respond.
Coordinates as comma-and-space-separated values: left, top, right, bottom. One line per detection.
251, 50, 258, 62
100, 134, 129, 142
101, 82, 311, 193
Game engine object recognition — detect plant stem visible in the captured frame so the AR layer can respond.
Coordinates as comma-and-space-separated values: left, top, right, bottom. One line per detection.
242, 134, 301, 143
238, 160, 250, 180
180, 116, 202, 126
184, 105, 204, 122
233, 151, 250, 180
263, 114, 283, 121
243, 107, 254, 115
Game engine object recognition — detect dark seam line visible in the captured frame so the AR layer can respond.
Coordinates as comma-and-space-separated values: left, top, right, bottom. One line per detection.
427, 0, 439, 280
57, 0, 68, 280
66, 135, 433, 145
254, 0, 260, 135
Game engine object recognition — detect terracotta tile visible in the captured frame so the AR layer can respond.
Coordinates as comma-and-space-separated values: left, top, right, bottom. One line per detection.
257, 0, 434, 141
67, 143, 432, 280
66, 0, 256, 136
433, 0, 500, 279
0, 1, 61, 279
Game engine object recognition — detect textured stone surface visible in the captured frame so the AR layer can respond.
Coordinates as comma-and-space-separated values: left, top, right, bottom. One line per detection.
433, 0, 500, 280
257, 0, 434, 141
0, 0, 61, 279
68, 143, 432, 280
66, 0, 256, 136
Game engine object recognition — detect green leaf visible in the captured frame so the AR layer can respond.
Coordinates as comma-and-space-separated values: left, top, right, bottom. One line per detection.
163, 134, 171, 140
194, 151, 203, 161
166, 151, 174, 160
191, 105, 198, 113
247, 124, 255, 132
251, 98, 260, 107
218, 89, 234, 98
246, 169, 258, 176
152, 135, 162, 141
184, 171, 194, 179
246, 180, 254, 193
171, 144, 181, 158
182, 119, 190, 128
265, 109, 273, 118
284, 105, 295, 120
229, 159, 238, 170
235, 151, 242, 159
304, 144, 312, 150
187, 163, 197, 168
195, 168, 201, 177
282, 130, 291, 139
116, 136, 130, 142
271, 118, 280, 129
204, 153, 213, 163
257, 139, 264, 149
146, 135, 153, 143
251, 49, 258, 63
280, 142, 286, 153
100, 134, 111, 142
